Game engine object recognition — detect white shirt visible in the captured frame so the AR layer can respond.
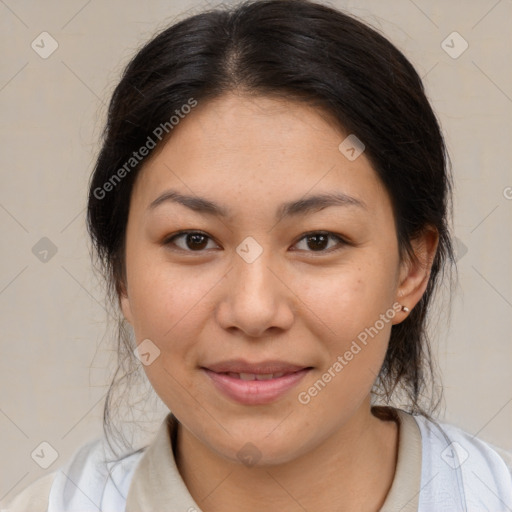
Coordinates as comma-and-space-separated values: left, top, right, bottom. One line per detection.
2, 407, 512, 511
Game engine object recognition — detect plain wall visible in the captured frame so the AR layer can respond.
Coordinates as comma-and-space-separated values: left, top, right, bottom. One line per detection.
1, 0, 511, 502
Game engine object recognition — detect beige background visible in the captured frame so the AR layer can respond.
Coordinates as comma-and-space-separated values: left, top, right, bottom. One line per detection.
1, 0, 511, 502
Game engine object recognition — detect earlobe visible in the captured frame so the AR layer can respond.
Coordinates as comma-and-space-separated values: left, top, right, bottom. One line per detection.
395, 226, 439, 318
119, 283, 133, 325
120, 294, 133, 325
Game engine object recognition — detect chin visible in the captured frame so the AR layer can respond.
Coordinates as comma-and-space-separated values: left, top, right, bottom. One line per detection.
211, 431, 307, 468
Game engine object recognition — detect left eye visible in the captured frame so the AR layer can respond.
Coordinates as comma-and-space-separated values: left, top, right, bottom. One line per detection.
292, 231, 347, 253
163, 230, 347, 254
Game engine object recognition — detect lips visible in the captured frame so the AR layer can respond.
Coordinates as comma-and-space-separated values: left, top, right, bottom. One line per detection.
201, 359, 312, 405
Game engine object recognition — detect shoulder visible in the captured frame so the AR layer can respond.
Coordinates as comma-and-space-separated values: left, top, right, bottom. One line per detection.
411, 413, 512, 511
491, 443, 512, 474
1, 437, 146, 512
0, 471, 57, 511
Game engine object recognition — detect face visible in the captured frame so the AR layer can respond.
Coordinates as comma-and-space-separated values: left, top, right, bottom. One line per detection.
120, 92, 433, 466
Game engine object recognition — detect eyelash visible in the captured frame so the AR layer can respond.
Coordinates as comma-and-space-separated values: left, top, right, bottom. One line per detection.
162, 230, 349, 255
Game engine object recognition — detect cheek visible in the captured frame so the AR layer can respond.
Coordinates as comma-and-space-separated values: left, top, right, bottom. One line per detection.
299, 260, 393, 339
303, 326, 392, 415
298, 261, 395, 395
126, 263, 210, 405
126, 260, 215, 345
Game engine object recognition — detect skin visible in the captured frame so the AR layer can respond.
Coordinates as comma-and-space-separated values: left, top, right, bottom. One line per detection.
120, 92, 438, 511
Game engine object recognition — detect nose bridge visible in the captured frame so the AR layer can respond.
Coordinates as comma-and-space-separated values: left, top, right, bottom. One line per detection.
233, 236, 276, 301
217, 235, 293, 336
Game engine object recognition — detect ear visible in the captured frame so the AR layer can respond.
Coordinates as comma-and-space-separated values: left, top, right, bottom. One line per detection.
118, 282, 134, 326
393, 225, 439, 323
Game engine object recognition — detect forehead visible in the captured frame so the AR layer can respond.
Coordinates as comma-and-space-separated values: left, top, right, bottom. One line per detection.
130, 93, 390, 219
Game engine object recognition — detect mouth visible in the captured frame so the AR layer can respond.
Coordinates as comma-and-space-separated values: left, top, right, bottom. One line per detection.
201, 360, 313, 405
215, 371, 291, 380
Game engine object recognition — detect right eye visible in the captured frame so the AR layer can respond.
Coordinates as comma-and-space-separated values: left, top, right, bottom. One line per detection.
163, 230, 220, 252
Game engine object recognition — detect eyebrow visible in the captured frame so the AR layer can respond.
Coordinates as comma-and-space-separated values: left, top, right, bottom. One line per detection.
147, 188, 367, 220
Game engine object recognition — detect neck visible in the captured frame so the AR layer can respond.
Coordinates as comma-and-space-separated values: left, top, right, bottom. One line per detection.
174, 401, 399, 512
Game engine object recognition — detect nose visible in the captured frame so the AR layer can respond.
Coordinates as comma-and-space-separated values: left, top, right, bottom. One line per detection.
215, 246, 294, 338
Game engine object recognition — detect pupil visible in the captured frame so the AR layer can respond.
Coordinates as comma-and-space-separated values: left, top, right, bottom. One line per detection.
308, 234, 327, 251
188, 233, 207, 250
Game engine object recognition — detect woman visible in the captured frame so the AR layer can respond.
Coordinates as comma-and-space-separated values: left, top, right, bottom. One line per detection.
3, 0, 511, 510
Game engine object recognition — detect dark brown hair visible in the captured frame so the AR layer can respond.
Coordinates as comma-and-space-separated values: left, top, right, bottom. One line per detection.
86, 0, 456, 461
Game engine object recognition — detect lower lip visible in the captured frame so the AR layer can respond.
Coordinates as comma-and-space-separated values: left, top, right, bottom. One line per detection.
202, 368, 311, 405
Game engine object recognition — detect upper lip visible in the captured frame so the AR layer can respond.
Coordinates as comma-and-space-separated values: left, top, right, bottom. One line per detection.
203, 359, 311, 375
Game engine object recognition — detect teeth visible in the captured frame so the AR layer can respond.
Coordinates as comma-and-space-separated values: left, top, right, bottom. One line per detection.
227, 372, 287, 380
255, 374, 274, 381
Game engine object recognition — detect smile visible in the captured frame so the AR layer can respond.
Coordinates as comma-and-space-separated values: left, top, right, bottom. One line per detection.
202, 367, 312, 405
